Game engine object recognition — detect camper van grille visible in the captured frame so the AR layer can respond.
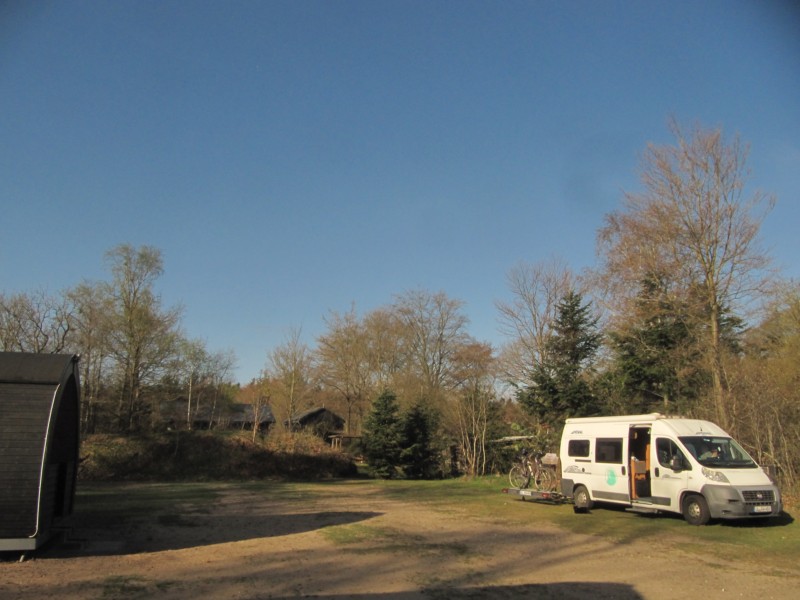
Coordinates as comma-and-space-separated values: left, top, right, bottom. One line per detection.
742, 490, 775, 505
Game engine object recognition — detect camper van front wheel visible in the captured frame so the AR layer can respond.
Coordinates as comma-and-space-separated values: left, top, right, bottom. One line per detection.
682, 494, 710, 526
573, 485, 593, 512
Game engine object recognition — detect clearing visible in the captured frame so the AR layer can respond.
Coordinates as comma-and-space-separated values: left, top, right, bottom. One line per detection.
1, 479, 797, 599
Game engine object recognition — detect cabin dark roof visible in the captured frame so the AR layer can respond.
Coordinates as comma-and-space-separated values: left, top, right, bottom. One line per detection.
0, 352, 80, 551
0, 352, 78, 384
286, 407, 345, 429
229, 403, 275, 424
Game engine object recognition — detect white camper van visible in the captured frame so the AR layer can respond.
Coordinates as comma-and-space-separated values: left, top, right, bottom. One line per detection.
559, 413, 782, 525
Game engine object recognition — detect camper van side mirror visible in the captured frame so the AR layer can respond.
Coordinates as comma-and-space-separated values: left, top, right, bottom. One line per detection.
670, 456, 684, 472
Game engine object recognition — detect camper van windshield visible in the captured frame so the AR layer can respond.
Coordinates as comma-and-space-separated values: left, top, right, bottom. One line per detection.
679, 436, 757, 468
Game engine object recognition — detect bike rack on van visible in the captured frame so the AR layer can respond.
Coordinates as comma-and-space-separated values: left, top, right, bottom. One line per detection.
502, 487, 568, 504
503, 451, 569, 504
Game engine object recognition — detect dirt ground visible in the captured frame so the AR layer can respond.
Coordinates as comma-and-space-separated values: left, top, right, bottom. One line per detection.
1, 481, 797, 599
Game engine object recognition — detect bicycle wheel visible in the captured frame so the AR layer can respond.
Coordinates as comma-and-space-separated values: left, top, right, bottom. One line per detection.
545, 467, 559, 492
532, 467, 553, 491
509, 464, 531, 489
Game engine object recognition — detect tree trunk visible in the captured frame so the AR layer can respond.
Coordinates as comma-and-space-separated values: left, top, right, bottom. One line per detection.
709, 302, 727, 429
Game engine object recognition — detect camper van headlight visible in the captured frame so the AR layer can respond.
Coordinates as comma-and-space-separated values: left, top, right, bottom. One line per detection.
702, 467, 729, 483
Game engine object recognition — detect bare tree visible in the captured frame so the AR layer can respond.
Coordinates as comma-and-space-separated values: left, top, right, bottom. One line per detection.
316, 307, 372, 434
391, 289, 470, 403
726, 284, 800, 487
596, 120, 775, 427
206, 348, 237, 429
496, 258, 575, 387
67, 282, 114, 433
238, 378, 271, 443
178, 338, 209, 429
103, 244, 182, 431
363, 307, 405, 393
447, 341, 497, 476
267, 327, 314, 430
0, 289, 74, 353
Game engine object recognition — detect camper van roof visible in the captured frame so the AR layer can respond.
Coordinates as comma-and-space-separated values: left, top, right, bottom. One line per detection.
563, 414, 729, 436
564, 413, 666, 424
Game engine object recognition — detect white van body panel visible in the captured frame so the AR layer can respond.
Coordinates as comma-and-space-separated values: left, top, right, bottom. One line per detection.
723, 469, 774, 486
559, 413, 782, 523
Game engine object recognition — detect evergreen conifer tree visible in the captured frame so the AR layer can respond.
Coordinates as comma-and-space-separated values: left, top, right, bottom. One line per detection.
606, 274, 700, 413
519, 291, 601, 426
400, 402, 439, 479
362, 390, 403, 479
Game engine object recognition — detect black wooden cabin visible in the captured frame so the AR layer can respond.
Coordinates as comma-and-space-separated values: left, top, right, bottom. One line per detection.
0, 352, 80, 552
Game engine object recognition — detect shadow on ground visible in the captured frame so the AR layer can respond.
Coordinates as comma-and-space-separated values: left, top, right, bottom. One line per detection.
240, 582, 644, 599
38, 509, 383, 557
580, 503, 794, 527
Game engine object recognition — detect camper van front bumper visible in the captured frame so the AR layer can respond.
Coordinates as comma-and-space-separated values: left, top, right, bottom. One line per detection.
702, 484, 782, 519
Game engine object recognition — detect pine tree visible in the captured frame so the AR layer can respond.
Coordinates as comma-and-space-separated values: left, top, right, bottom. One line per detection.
605, 273, 742, 416
362, 390, 403, 479
400, 402, 439, 479
606, 273, 702, 414
519, 291, 601, 426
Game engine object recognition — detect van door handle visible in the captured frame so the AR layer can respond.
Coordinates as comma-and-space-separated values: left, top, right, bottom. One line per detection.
621, 466, 626, 476
655, 467, 660, 477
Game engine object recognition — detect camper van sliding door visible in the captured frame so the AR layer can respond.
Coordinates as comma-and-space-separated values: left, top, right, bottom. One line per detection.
591, 437, 630, 504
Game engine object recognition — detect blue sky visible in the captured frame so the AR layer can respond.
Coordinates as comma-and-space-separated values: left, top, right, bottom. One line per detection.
2, 1, 799, 383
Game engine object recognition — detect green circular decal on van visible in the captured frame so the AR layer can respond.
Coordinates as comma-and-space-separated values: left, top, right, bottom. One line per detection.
606, 469, 617, 485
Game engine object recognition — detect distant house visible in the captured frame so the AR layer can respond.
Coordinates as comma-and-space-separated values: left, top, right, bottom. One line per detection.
227, 403, 275, 432
286, 407, 345, 440
0, 352, 80, 552
160, 399, 275, 432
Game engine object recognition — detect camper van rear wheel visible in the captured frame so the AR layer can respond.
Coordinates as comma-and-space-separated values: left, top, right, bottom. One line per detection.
573, 485, 593, 512
682, 494, 710, 526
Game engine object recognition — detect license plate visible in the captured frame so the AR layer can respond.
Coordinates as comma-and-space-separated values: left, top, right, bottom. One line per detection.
753, 505, 772, 513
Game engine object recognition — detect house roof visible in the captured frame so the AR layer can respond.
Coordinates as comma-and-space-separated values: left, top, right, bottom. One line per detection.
160, 399, 276, 425
0, 351, 79, 385
287, 407, 344, 427
229, 403, 275, 423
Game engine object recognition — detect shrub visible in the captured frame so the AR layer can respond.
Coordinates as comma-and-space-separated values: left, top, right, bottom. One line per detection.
78, 431, 356, 481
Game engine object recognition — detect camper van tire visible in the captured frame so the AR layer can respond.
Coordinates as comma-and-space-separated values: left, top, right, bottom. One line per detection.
682, 494, 711, 526
573, 485, 593, 513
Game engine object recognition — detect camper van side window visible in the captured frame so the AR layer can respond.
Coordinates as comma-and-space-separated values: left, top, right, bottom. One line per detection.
568, 439, 590, 457
595, 438, 623, 464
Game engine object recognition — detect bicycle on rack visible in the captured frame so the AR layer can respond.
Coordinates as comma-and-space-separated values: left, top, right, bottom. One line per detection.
508, 449, 557, 491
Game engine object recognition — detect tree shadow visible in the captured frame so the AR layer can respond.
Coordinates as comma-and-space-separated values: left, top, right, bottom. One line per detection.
719, 510, 794, 528
574, 502, 793, 528
260, 583, 644, 599
39, 509, 383, 557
